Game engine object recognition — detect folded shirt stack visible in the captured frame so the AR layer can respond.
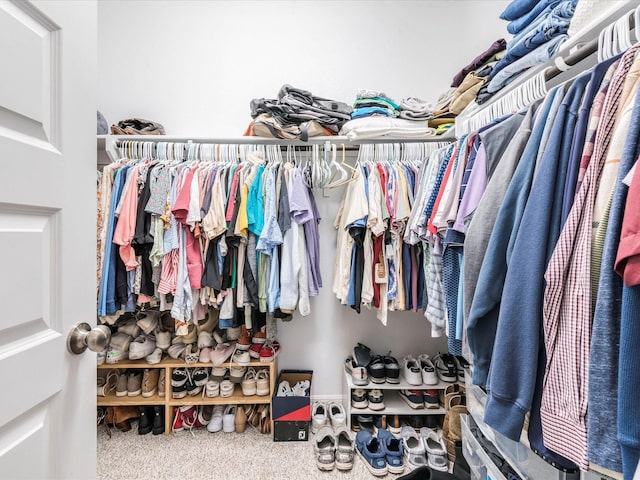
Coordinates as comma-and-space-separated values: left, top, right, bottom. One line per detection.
248, 84, 352, 139
351, 90, 400, 119
399, 97, 434, 120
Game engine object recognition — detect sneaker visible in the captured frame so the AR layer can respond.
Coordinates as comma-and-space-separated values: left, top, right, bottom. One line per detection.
117, 318, 140, 337
146, 347, 163, 365
251, 326, 267, 344
229, 363, 247, 384
400, 426, 427, 469
177, 323, 197, 344
172, 407, 184, 432
328, 402, 347, 429
184, 344, 200, 365
424, 390, 440, 409
179, 405, 199, 429
345, 356, 369, 386
127, 371, 142, 397
314, 425, 336, 471
155, 328, 171, 350
136, 310, 160, 334
334, 426, 355, 471
241, 368, 257, 396
311, 402, 328, 434
192, 367, 209, 386
172, 383, 187, 399
417, 354, 439, 385
367, 355, 386, 384
198, 405, 213, 427
222, 405, 236, 432
167, 343, 186, 359
259, 340, 280, 362
141, 369, 159, 397
105, 346, 128, 365
433, 353, 457, 383
255, 369, 270, 396
374, 415, 388, 434
368, 390, 385, 411
210, 342, 236, 365
356, 414, 375, 433
210, 366, 227, 382
420, 427, 449, 472
248, 343, 263, 359
212, 328, 227, 345
454, 355, 469, 382
96, 349, 107, 366
377, 428, 404, 474
236, 325, 251, 351
402, 356, 423, 386
115, 371, 128, 397
220, 379, 235, 398
171, 368, 188, 388
186, 378, 202, 396
232, 349, 251, 366
387, 415, 402, 435
129, 335, 156, 360
399, 390, 424, 409
205, 379, 219, 398
355, 430, 388, 477
383, 354, 400, 384
158, 370, 166, 397
97, 370, 119, 397
207, 405, 225, 432
199, 347, 212, 363
351, 389, 368, 409
198, 331, 213, 349
226, 326, 241, 341
276, 380, 293, 397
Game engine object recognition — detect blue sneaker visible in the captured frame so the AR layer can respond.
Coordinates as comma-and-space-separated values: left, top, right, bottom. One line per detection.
377, 428, 405, 474
355, 430, 388, 477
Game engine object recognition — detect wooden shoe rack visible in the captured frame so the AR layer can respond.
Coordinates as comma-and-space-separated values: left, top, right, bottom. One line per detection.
97, 358, 277, 435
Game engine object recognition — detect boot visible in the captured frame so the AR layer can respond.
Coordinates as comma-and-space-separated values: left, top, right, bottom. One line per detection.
453, 440, 470, 479
138, 406, 152, 435
235, 404, 247, 433
152, 406, 164, 435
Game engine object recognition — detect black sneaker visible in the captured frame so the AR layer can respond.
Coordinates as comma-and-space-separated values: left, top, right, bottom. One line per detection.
367, 389, 385, 411
367, 355, 386, 384
356, 414, 374, 433
152, 406, 164, 435
138, 406, 152, 435
424, 389, 440, 409
192, 367, 209, 387
172, 383, 187, 399
186, 378, 202, 396
171, 368, 188, 387
351, 388, 368, 409
383, 353, 400, 384
434, 353, 457, 383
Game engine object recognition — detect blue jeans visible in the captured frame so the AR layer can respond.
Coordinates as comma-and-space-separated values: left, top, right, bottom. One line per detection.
488, 34, 567, 93
500, 0, 543, 21
507, 0, 560, 34
509, 0, 576, 48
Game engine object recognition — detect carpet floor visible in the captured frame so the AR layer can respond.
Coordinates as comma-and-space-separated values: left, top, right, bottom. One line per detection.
97, 422, 406, 480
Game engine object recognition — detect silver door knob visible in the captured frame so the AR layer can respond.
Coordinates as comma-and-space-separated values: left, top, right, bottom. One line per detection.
67, 323, 111, 355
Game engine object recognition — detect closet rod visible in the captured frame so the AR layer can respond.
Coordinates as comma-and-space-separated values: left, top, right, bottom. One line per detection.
106, 132, 454, 150
544, 11, 636, 81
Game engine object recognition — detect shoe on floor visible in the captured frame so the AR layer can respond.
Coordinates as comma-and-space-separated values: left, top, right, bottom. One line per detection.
397, 465, 458, 479
171, 407, 183, 433
311, 401, 328, 434
400, 425, 427, 469
355, 430, 388, 477
420, 427, 449, 472
152, 406, 164, 435
138, 406, 152, 435
334, 426, 355, 471
314, 425, 336, 471
328, 402, 347, 429
377, 428, 405, 474
207, 405, 225, 433
222, 405, 236, 433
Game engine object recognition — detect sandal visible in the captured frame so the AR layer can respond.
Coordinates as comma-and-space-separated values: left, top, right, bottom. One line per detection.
259, 405, 271, 434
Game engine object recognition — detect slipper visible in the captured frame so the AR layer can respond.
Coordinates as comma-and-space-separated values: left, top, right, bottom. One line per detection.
353, 343, 372, 367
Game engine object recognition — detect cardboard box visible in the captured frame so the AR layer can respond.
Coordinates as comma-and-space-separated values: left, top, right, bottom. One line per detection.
272, 369, 312, 441
273, 421, 309, 442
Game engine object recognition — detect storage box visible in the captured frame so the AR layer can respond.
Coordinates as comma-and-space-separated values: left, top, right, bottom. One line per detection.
273, 421, 309, 442
272, 369, 312, 441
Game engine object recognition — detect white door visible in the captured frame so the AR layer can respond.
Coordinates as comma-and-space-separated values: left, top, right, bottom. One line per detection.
0, 1, 97, 478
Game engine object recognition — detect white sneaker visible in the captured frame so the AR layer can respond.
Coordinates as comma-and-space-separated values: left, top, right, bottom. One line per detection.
129, 335, 156, 360
402, 355, 423, 386
241, 368, 257, 396
198, 331, 213, 349
117, 318, 140, 337
255, 370, 270, 396
222, 405, 236, 432
155, 328, 171, 350
417, 354, 439, 385
136, 310, 160, 335
311, 402, 328, 434
328, 402, 347, 429
207, 405, 225, 432
146, 347, 163, 365
229, 364, 246, 384
420, 427, 448, 472
167, 343, 185, 359
232, 349, 251, 366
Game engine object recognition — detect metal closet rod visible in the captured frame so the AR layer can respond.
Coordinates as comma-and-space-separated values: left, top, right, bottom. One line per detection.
108, 133, 454, 150
545, 11, 636, 81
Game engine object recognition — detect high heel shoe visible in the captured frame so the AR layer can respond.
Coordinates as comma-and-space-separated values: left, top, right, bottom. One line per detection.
252, 405, 264, 428
244, 405, 258, 427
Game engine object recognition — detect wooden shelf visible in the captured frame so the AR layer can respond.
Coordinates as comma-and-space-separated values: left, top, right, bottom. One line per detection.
169, 391, 271, 406
97, 358, 272, 369
97, 393, 166, 406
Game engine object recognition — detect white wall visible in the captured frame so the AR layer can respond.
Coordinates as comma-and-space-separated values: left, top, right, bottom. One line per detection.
98, 0, 510, 396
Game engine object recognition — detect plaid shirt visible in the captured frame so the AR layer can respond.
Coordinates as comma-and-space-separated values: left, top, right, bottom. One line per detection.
541, 45, 640, 470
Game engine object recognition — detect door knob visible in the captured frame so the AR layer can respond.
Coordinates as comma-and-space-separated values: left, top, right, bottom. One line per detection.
67, 322, 112, 355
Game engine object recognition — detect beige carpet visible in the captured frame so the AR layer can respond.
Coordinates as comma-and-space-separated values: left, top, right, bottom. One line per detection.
97, 422, 406, 480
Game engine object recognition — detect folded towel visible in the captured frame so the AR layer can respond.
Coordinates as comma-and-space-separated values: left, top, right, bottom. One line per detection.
356, 89, 389, 99
339, 116, 436, 140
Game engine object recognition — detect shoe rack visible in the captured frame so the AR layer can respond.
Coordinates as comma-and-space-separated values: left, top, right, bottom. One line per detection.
343, 371, 457, 430
97, 358, 277, 435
